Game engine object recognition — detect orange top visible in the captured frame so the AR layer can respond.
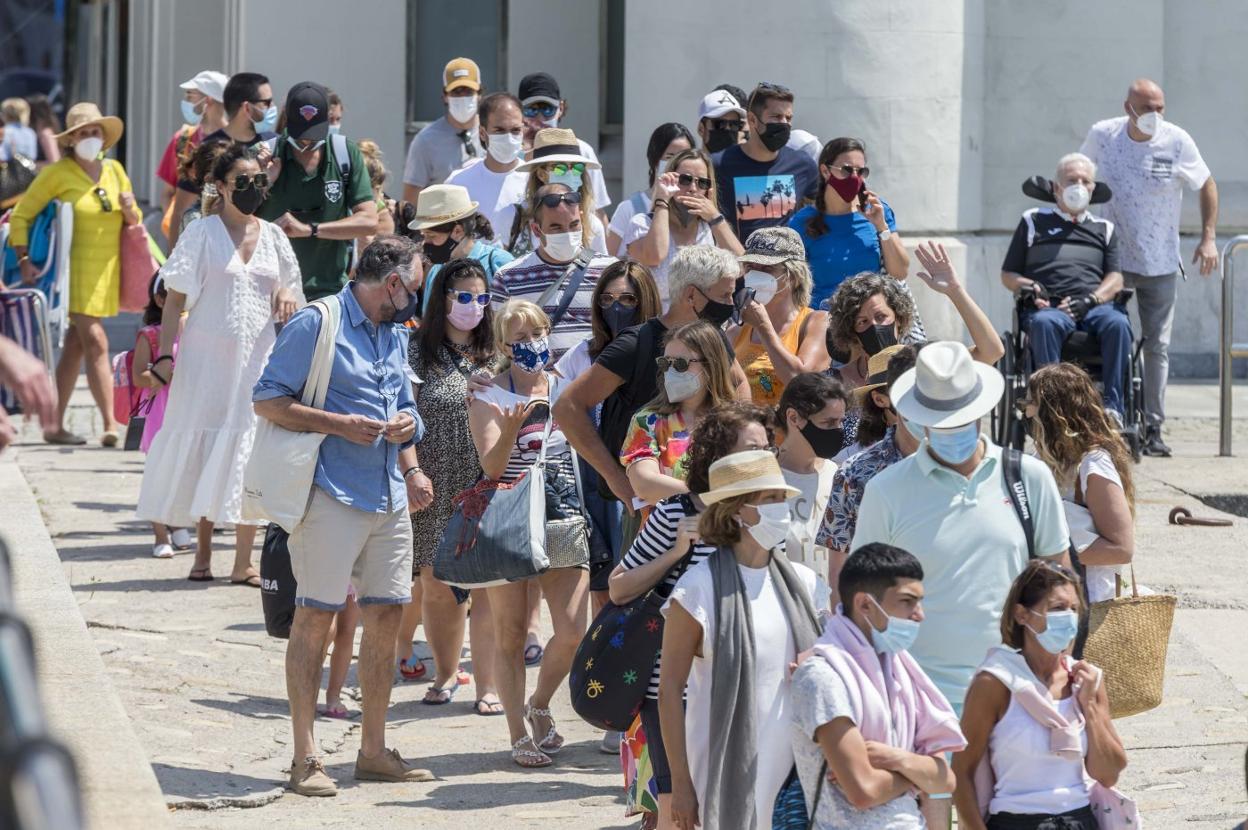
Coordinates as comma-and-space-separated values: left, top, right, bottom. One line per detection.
733, 305, 813, 406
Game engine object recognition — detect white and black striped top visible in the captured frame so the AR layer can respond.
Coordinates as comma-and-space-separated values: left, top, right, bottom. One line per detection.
619, 494, 717, 700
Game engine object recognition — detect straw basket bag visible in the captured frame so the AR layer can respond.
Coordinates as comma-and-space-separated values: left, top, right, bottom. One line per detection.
1081, 563, 1176, 719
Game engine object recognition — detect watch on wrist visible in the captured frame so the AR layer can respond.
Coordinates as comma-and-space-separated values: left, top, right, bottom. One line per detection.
708, 214, 726, 227
309, 222, 319, 239
877, 229, 892, 241
403, 466, 422, 480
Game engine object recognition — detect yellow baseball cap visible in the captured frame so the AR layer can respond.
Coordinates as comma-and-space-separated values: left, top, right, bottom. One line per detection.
443, 58, 481, 92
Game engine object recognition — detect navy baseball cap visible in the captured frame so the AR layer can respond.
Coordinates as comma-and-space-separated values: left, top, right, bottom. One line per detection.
285, 81, 329, 142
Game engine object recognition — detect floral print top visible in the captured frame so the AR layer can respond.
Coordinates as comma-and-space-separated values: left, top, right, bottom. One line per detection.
619, 407, 692, 482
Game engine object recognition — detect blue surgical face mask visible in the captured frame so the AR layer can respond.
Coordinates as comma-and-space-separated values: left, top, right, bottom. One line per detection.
253, 104, 279, 134
327, 123, 341, 137
510, 337, 550, 374
900, 415, 926, 443
867, 595, 921, 655
1026, 609, 1079, 655
549, 170, 583, 190
927, 422, 980, 464
181, 99, 204, 126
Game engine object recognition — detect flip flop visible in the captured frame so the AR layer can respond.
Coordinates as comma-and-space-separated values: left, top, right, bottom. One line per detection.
44, 429, 86, 446
318, 703, 355, 720
523, 644, 543, 666
230, 574, 262, 588
399, 657, 428, 682
422, 682, 460, 705
474, 697, 504, 716
187, 567, 214, 582
100, 430, 120, 448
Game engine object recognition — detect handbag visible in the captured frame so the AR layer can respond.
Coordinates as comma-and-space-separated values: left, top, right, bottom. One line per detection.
0, 154, 36, 209
242, 296, 341, 532
772, 762, 826, 830
119, 224, 159, 312
260, 524, 297, 639
544, 427, 591, 569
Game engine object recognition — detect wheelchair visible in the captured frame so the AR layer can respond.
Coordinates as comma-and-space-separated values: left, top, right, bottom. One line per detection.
989, 176, 1147, 461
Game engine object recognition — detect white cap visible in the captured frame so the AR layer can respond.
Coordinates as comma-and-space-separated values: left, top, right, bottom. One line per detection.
698, 90, 745, 121
179, 70, 228, 102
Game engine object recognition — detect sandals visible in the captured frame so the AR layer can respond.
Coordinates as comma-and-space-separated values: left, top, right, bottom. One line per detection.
230, 574, 262, 588
398, 657, 428, 682
474, 696, 504, 716
422, 681, 460, 705
525, 701, 564, 754
44, 429, 86, 446
523, 644, 544, 666
511, 736, 552, 768
318, 702, 354, 720
187, 567, 214, 582
100, 430, 120, 448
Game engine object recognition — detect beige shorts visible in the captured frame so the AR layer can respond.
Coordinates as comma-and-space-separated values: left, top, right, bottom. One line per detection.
288, 487, 413, 611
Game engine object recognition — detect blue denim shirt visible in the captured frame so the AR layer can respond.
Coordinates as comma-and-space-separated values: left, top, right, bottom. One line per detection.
254, 283, 422, 514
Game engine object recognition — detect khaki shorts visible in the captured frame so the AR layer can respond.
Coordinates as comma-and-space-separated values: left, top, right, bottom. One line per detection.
288, 487, 413, 611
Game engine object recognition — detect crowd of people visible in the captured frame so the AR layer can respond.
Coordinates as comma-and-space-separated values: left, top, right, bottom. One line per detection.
0, 59, 1225, 830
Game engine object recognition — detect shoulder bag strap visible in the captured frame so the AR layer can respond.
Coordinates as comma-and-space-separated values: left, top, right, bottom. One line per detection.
806, 760, 827, 830
537, 248, 594, 327
1002, 448, 1036, 560
300, 297, 339, 409
331, 133, 351, 182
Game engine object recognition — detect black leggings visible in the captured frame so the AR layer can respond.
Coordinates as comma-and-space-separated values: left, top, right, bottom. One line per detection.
986, 805, 1097, 830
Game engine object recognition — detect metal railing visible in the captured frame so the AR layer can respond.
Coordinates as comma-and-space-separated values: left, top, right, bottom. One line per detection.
1219, 236, 1248, 456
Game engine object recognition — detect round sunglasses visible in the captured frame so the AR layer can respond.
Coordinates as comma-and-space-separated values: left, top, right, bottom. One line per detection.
233, 172, 270, 190
549, 162, 586, 176
446, 290, 491, 307
656, 356, 704, 373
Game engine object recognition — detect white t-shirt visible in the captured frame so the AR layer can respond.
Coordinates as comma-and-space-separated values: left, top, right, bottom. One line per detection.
574, 139, 612, 210
609, 190, 651, 254
445, 158, 528, 245
1079, 116, 1211, 276
1061, 449, 1126, 603
552, 339, 593, 383
788, 128, 823, 164
783, 461, 837, 563
664, 557, 824, 830
622, 212, 714, 308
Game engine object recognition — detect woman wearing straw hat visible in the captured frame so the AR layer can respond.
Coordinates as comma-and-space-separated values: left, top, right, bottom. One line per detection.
659, 449, 825, 830
408, 183, 513, 314
507, 127, 608, 256
9, 102, 143, 445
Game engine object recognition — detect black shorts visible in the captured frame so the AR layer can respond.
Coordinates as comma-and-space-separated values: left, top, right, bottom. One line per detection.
639, 697, 672, 794
986, 805, 1097, 830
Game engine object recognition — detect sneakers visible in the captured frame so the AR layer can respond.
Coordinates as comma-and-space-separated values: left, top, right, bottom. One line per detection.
600, 730, 622, 755
288, 756, 337, 797
152, 543, 174, 559
354, 747, 435, 782
170, 528, 194, 550
1105, 409, 1124, 430
1142, 425, 1172, 457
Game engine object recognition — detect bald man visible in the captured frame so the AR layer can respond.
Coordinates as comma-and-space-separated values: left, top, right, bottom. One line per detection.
1079, 78, 1217, 457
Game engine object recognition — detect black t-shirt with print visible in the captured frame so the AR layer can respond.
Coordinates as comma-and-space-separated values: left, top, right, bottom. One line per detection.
712, 143, 820, 241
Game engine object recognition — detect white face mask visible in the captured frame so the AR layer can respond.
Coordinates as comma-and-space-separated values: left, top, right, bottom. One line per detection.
1061, 182, 1091, 214
744, 269, 779, 305
487, 132, 523, 165
448, 95, 478, 123
663, 366, 703, 403
541, 229, 582, 262
542, 114, 560, 129
74, 136, 104, 161
1133, 108, 1162, 138
744, 501, 792, 551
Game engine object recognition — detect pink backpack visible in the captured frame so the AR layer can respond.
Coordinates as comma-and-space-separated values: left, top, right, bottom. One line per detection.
111, 327, 160, 425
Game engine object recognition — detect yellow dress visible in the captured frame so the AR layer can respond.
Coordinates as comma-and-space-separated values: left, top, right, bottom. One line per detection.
8, 156, 139, 318
734, 305, 813, 406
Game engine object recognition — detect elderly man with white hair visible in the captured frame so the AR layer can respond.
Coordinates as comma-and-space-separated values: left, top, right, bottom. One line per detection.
1000, 151, 1131, 423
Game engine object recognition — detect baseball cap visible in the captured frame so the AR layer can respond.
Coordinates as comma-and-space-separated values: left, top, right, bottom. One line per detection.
519, 72, 561, 106
179, 70, 228, 102
739, 227, 805, 266
284, 81, 330, 142
698, 90, 745, 121
443, 58, 481, 92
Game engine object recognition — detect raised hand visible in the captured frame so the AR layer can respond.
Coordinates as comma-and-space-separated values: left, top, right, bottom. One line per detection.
913, 241, 961, 295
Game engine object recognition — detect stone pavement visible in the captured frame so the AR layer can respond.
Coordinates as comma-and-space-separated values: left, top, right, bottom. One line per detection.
4, 381, 1247, 827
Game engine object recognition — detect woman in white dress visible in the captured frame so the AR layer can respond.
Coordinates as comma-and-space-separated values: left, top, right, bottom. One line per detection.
137, 144, 303, 584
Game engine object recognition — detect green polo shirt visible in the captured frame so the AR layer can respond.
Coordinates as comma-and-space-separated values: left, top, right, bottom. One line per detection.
850, 437, 1069, 712
259, 135, 372, 301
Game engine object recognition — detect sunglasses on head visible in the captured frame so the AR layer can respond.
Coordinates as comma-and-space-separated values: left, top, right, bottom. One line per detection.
522, 103, 559, 119
598, 291, 638, 309
549, 162, 585, 176
656, 356, 704, 373
748, 81, 791, 108
447, 290, 491, 307
233, 172, 270, 190
536, 191, 583, 209
93, 187, 112, 212
831, 164, 869, 179
677, 172, 712, 191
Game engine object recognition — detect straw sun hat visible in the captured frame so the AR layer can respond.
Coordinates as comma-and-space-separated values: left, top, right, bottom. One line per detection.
55, 102, 124, 150
851, 344, 907, 404
515, 128, 600, 172
407, 184, 479, 231
699, 450, 800, 505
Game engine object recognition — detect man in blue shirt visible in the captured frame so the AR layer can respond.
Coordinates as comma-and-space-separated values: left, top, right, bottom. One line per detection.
254, 235, 432, 796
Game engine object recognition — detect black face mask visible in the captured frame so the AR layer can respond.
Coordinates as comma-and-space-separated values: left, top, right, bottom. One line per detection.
695, 288, 735, 329
705, 128, 739, 154
603, 301, 638, 336
759, 122, 791, 152
800, 421, 845, 459
422, 234, 459, 265
387, 278, 419, 324
858, 323, 898, 356
671, 200, 694, 228
231, 184, 266, 216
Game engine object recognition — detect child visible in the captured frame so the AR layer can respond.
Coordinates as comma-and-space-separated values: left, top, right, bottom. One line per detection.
320, 588, 360, 719
133, 274, 193, 557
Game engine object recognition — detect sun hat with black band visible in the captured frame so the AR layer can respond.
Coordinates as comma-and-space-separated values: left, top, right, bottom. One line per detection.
850, 343, 906, 404
890, 340, 1003, 429
738, 226, 805, 266
407, 184, 479, 231
516, 127, 600, 172
700, 449, 801, 505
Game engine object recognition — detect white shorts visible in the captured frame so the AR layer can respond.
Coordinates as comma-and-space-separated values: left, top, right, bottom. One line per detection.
288, 487, 413, 611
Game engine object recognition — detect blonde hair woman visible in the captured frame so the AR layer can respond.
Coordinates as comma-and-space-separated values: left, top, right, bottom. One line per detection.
467, 299, 589, 768
508, 127, 605, 255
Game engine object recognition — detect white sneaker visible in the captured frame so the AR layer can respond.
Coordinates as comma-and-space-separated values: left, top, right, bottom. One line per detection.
170, 528, 194, 550
152, 543, 175, 559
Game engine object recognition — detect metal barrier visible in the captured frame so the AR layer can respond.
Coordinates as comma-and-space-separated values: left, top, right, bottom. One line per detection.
1219, 235, 1248, 456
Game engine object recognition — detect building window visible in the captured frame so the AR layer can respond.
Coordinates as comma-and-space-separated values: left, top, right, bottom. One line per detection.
600, 0, 623, 135
406, 0, 506, 140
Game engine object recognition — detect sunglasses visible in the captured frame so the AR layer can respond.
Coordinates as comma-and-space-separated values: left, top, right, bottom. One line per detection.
447, 290, 491, 307
831, 164, 870, 179
598, 291, 638, 309
522, 103, 559, 119
536, 191, 583, 209
93, 187, 112, 212
656, 356, 704, 373
549, 162, 585, 176
249, 97, 273, 108
677, 172, 712, 191
748, 81, 791, 108
710, 119, 743, 131
233, 173, 270, 190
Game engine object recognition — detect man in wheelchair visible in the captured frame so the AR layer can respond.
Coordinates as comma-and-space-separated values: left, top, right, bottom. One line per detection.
1000, 152, 1132, 424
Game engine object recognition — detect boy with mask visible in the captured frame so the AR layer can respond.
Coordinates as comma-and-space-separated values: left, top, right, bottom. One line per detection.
711, 82, 819, 241
445, 92, 528, 240
402, 57, 484, 203
791, 542, 966, 828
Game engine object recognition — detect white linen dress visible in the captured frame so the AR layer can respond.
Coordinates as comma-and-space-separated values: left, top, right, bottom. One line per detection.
136, 215, 304, 527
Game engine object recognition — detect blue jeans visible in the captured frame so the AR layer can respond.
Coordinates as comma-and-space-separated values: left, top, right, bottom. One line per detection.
1022, 303, 1131, 415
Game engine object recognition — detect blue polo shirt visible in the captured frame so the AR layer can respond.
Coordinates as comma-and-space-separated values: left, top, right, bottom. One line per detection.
254, 283, 422, 514
790, 202, 897, 307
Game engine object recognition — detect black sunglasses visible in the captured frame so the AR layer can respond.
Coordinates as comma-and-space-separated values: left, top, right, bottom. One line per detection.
748, 81, 791, 108
233, 173, 270, 190
249, 97, 273, 108
447, 290, 491, 307
536, 191, 583, 209
677, 173, 713, 191
93, 187, 112, 212
710, 118, 743, 131
598, 291, 638, 309
656, 356, 704, 373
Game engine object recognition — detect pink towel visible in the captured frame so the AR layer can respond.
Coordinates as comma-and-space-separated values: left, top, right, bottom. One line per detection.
799, 611, 966, 757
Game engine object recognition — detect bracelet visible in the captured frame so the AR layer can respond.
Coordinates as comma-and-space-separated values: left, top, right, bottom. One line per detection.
18, 254, 30, 264
708, 214, 726, 227
151, 355, 174, 366
403, 466, 422, 480
653, 199, 669, 211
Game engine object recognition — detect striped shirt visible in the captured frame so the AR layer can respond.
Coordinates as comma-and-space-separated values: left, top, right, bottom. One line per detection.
491, 249, 616, 360
619, 494, 716, 699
